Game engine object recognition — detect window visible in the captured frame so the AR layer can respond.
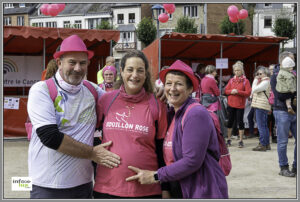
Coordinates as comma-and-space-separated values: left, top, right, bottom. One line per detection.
121, 31, 134, 43
19, 3, 25, 8
32, 22, 43, 27
4, 17, 11, 25
129, 13, 135, 23
63, 21, 71, 28
17, 16, 25, 26
264, 3, 272, 8
118, 14, 124, 24
74, 20, 82, 29
88, 18, 101, 29
45, 22, 57, 28
184, 5, 198, 17
4, 3, 14, 8
264, 16, 272, 28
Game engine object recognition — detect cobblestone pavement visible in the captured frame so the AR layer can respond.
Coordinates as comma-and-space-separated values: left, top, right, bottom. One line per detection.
3, 137, 297, 199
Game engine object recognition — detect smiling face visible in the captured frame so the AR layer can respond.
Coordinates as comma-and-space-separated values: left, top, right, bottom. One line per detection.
120, 57, 146, 95
164, 73, 193, 112
57, 52, 89, 85
103, 70, 115, 84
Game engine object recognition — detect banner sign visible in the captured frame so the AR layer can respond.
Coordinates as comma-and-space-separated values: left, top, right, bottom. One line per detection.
216, 58, 228, 69
4, 56, 43, 87
4, 97, 20, 110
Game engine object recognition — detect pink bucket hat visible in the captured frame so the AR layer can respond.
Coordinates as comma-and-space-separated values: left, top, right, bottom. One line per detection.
53, 35, 94, 59
102, 65, 117, 77
159, 60, 199, 92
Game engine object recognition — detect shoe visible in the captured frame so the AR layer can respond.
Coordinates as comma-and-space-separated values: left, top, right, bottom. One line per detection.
291, 167, 297, 175
272, 138, 277, 143
279, 166, 295, 177
238, 141, 244, 148
252, 144, 266, 151
226, 139, 232, 147
266, 144, 271, 150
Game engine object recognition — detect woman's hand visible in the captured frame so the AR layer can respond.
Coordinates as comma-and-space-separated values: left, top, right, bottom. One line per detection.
231, 89, 238, 94
126, 166, 158, 184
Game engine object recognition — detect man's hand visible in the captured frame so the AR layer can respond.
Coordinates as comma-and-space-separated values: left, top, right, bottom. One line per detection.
155, 85, 166, 102
91, 141, 121, 169
125, 166, 158, 184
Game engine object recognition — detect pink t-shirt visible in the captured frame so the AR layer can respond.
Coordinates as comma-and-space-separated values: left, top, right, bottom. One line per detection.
163, 118, 175, 166
94, 94, 167, 197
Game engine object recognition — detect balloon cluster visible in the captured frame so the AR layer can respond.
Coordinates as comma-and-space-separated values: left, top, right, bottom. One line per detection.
158, 4, 176, 23
227, 5, 248, 23
40, 4, 65, 17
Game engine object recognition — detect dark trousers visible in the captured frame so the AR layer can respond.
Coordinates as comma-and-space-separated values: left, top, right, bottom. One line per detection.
247, 107, 256, 135
93, 191, 162, 199
30, 182, 93, 199
227, 106, 245, 130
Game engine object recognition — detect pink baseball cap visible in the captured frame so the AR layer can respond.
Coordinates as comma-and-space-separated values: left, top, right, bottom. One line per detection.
159, 60, 199, 92
53, 35, 94, 59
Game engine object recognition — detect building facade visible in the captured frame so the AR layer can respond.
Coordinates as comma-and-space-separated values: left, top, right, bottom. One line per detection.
4, 3, 37, 26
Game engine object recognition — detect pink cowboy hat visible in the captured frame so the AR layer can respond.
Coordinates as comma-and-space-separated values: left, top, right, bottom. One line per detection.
53, 35, 94, 59
159, 60, 199, 92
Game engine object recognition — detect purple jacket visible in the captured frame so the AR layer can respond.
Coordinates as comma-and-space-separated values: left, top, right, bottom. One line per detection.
157, 97, 228, 199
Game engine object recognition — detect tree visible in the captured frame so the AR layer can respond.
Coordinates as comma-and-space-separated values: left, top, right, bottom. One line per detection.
219, 16, 246, 35
272, 17, 296, 51
136, 17, 156, 47
96, 20, 113, 30
174, 16, 198, 34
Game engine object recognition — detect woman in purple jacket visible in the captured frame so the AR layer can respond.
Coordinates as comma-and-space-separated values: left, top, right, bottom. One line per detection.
126, 60, 228, 199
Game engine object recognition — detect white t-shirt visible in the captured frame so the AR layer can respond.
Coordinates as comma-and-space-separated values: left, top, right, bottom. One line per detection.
27, 77, 105, 189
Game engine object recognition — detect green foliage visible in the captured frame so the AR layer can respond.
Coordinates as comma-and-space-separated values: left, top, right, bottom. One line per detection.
219, 16, 245, 35
96, 20, 113, 30
136, 17, 156, 46
272, 18, 296, 44
174, 16, 198, 34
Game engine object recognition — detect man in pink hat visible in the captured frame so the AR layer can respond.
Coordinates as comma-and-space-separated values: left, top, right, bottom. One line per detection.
27, 35, 120, 198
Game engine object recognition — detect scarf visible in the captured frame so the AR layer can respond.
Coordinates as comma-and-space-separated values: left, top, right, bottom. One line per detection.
104, 82, 114, 89
55, 71, 82, 94
119, 85, 146, 103
232, 75, 246, 85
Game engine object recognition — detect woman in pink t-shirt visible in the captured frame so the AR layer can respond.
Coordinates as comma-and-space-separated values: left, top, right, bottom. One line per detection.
93, 50, 168, 198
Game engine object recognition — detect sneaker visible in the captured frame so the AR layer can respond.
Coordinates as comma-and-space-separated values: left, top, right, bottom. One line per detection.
226, 139, 232, 147
291, 167, 297, 175
252, 144, 266, 151
279, 168, 295, 177
238, 141, 244, 148
266, 144, 271, 150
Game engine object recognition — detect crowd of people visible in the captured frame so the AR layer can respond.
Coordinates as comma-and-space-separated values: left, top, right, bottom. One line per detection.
27, 34, 296, 199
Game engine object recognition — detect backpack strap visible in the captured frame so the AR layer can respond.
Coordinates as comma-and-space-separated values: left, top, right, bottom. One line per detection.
181, 102, 200, 131
83, 80, 98, 103
45, 78, 57, 102
105, 90, 120, 115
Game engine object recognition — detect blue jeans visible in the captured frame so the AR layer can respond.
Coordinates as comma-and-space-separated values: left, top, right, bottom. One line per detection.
273, 110, 297, 168
247, 107, 255, 135
255, 108, 269, 146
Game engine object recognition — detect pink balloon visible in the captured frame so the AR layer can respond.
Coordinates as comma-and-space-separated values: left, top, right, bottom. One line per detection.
229, 16, 239, 23
158, 13, 169, 23
163, 4, 175, 14
57, 3, 65, 12
238, 9, 248, 19
47, 4, 60, 17
40, 4, 50, 15
227, 5, 239, 18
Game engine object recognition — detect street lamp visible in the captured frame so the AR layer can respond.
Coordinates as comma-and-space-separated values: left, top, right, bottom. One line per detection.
151, 4, 163, 39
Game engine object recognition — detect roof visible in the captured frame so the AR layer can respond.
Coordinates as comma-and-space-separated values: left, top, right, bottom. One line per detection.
31, 3, 94, 16
111, 3, 140, 8
117, 24, 136, 32
4, 4, 37, 15
143, 32, 288, 79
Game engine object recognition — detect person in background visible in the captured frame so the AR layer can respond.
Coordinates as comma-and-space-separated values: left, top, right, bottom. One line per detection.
93, 50, 168, 199
271, 51, 297, 177
125, 60, 228, 199
268, 64, 276, 143
250, 66, 271, 152
97, 56, 115, 85
99, 65, 117, 92
201, 65, 220, 112
195, 63, 206, 79
155, 66, 169, 88
275, 57, 297, 115
225, 61, 251, 148
27, 35, 120, 199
